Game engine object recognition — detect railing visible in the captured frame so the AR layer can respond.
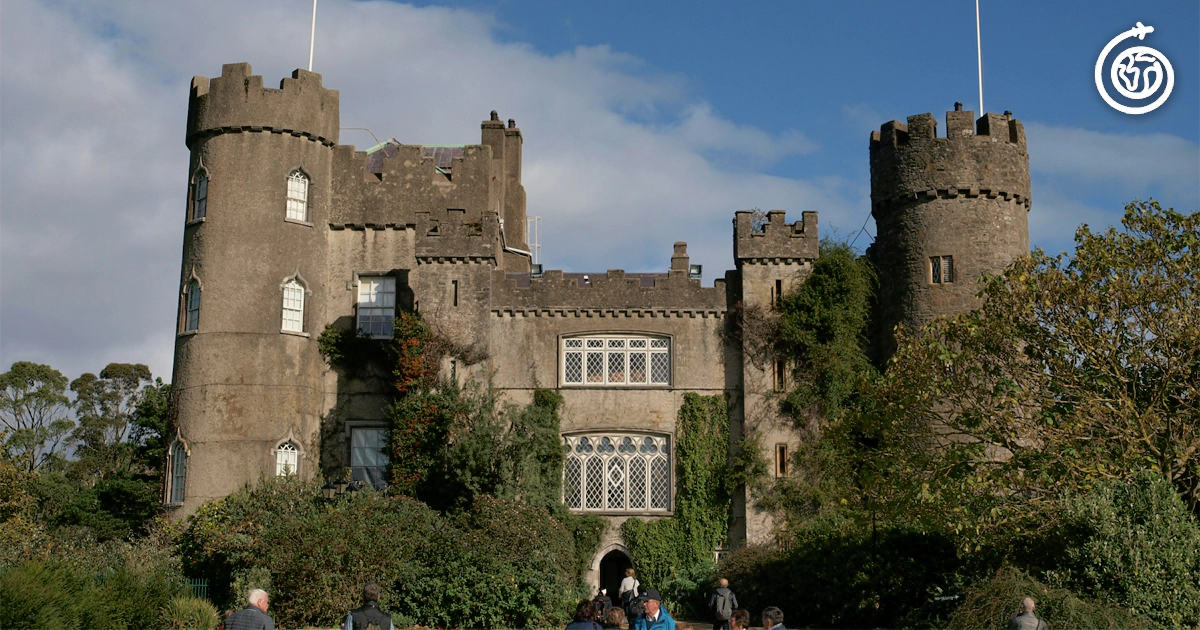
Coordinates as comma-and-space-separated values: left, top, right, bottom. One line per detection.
183, 578, 209, 600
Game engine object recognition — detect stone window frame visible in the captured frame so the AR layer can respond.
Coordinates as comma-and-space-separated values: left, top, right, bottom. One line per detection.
930, 255, 955, 284
342, 420, 390, 490
273, 430, 305, 477
187, 161, 208, 224
562, 432, 673, 515
559, 333, 672, 388
279, 272, 311, 336
354, 272, 397, 339
284, 166, 312, 225
165, 436, 190, 505
178, 268, 203, 335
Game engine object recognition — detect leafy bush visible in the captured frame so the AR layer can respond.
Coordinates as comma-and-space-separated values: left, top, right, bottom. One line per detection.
179, 476, 583, 629
1054, 471, 1200, 627
161, 595, 220, 630
947, 565, 1150, 630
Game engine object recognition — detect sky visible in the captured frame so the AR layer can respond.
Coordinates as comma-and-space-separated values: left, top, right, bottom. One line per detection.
1, 0, 1197, 383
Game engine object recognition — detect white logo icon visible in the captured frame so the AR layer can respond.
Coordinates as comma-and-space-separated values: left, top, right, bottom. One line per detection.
1096, 22, 1174, 115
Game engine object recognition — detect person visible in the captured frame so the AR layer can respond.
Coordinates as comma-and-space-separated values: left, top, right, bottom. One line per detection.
593, 588, 612, 620
1005, 597, 1048, 630
627, 585, 647, 621
224, 589, 274, 630
708, 578, 739, 630
632, 589, 675, 630
730, 609, 750, 630
619, 568, 640, 615
601, 606, 626, 630
343, 582, 394, 630
761, 606, 784, 630
567, 600, 602, 630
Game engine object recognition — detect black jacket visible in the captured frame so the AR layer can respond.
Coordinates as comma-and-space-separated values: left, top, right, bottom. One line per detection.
344, 601, 394, 630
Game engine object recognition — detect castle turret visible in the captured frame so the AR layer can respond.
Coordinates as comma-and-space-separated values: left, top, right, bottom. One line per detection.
169, 63, 339, 513
869, 104, 1031, 362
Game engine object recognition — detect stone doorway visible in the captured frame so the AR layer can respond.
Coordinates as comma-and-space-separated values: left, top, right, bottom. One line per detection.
598, 548, 633, 602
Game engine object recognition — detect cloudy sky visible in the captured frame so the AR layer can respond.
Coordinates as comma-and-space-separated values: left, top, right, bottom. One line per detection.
1, 0, 1197, 382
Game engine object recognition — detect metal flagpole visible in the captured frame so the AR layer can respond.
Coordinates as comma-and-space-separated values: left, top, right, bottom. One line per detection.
308, 0, 317, 71
976, 0, 984, 114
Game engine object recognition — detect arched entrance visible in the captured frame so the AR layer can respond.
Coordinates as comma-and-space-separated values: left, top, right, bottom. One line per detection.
598, 548, 633, 602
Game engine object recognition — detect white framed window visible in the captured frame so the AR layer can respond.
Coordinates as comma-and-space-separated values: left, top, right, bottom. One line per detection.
286, 170, 309, 221
357, 276, 396, 338
184, 280, 201, 332
930, 255, 954, 284
562, 433, 670, 513
350, 427, 389, 490
190, 168, 208, 221
168, 440, 188, 504
275, 441, 299, 476
561, 335, 670, 386
282, 279, 305, 332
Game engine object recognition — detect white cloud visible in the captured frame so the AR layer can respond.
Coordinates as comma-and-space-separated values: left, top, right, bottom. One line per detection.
0, 0, 860, 381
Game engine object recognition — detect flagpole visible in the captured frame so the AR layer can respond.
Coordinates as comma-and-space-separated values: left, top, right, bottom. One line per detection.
308, 0, 317, 71
975, 0, 984, 114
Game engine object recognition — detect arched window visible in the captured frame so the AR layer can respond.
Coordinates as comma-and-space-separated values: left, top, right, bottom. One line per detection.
562, 433, 670, 513
184, 280, 201, 332
275, 441, 299, 476
281, 279, 305, 332
190, 168, 208, 221
286, 170, 309, 221
168, 441, 188, 504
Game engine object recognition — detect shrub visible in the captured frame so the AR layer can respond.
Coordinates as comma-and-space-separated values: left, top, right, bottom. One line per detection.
161, 595, 220, 630
1055, 471, 1200, 627
947, 565, 1150, 630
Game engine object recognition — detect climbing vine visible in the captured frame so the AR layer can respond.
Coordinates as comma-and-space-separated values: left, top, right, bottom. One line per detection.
622, 393, 731, 614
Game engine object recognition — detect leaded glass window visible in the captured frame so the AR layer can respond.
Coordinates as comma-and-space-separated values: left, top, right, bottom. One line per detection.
561, 335, 670, 386
562, 433, 670, 513
286, 170, 309, 221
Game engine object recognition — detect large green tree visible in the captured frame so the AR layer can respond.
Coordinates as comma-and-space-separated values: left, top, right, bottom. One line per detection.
70, 363, 153, 480
0, 362, 73, 472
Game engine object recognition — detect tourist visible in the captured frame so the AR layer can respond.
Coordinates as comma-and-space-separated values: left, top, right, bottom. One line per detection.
619, 568, 640, 614
342, 582, 394, 630
761, 606, 784, 630
730, 609, 750, 630
224, 589, 274, 630
708, 577, 739, 630
602, 606, 626, 630
567, 600, 602, 630
1005, 597, 1048, 630
632, 589, 675, 630
593, 588, 612, 619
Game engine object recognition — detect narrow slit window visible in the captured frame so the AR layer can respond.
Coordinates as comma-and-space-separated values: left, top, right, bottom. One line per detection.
774, 358, 786, 392
775, 443, 788, 477
168, 441, 187, 504
184, 281, 201, 332
774, 279, 783, 306
452, 280, 459, 307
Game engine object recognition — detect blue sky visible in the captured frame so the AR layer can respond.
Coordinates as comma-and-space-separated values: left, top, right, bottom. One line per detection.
1, 0, 1197, 380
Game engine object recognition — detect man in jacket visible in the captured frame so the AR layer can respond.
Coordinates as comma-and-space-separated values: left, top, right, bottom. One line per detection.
225, 589, 274, 630
343, 582, 394, 630
1005, 597, 1048, 630
633, 589, 675, 630
708, 578, 738, 630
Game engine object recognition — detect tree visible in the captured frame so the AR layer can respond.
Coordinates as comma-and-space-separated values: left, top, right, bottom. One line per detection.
70, 363, 153, 480
860, 201, 1199, 539
0, 362, 73, 472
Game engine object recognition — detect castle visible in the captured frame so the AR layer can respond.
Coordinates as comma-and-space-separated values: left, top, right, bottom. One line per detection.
166, 63, 1030, 594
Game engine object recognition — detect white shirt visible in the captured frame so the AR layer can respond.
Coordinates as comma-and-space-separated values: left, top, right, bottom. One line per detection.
619, 577, 639, 598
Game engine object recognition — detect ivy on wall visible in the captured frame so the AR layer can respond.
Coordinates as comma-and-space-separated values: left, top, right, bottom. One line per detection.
622, 393, 731, 613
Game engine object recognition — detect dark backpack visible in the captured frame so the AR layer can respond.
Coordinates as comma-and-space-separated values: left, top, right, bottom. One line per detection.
627, 596, 645, 620
713, 590, 733, 620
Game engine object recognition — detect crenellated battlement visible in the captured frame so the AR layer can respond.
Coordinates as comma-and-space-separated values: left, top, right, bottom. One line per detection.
414, 208, 500, 261
869, 105, 1030, 209
734, 210, 818, 262
186, 63, 340, 149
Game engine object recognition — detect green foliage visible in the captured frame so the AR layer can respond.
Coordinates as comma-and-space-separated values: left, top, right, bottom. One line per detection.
1053, 471, 1200, 627
161, 595, 220, 630
0, 534, 188, 630
719, 518, 962, 628
178, 476, 580, 628
26, 469, 161, 542
622, 393, 731, 616
70, 362, 152, 478
317, 323, 392, 375
0, 361, 73, 472
947, 566, 1151, 630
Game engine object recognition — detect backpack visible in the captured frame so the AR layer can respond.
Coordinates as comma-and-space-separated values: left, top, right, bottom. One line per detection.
713, 590, 733, 620
627, 596, 645, 620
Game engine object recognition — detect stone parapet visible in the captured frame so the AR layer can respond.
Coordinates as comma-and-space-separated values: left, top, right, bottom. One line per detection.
491, 268, 727, 311
187, 63, 339, 149
734, 210, 818, 262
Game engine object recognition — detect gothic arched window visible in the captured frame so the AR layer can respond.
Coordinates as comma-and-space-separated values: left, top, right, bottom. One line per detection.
168, 440, 188, 504
286, 170, 309, 221
281, 278, 305, 332
190, 167, 208, 221
275, 441, 299, 476
562, 433, 670, 513
183, 280, 201, 332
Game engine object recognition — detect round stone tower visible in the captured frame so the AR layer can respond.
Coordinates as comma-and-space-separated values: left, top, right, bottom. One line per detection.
868, 104, 1031, 362
170, 63, 339, 514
